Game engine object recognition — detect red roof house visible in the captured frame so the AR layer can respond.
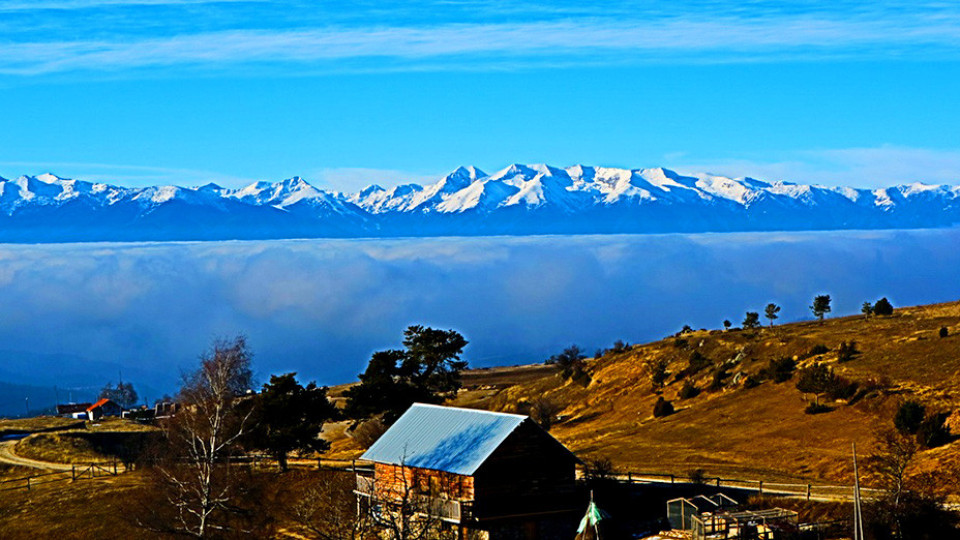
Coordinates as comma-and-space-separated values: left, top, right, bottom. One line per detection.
87, 398, 123, 420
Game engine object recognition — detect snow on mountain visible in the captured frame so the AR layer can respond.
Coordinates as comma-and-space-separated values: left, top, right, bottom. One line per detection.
0, 164, 957, 242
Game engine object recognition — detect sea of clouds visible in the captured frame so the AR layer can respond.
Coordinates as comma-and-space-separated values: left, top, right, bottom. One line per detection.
0, 229, 958, 396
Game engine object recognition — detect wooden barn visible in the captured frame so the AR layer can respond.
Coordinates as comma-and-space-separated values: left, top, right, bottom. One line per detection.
356, 403, 581, 540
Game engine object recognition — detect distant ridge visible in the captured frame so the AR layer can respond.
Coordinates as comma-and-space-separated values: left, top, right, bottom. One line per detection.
0, 165, 958, 242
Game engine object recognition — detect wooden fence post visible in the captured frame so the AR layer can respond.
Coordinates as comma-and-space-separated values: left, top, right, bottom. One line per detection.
114, 461, 118, 475
806, 484, 811, 501
627, 472, 632, 483
758, 480, 763, 494
716, 477, 721, 487
670, 474, 675, 484
71, 464, 76, 482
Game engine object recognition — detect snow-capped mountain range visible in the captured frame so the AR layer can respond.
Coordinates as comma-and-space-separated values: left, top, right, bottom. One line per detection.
1, 164, 958, 242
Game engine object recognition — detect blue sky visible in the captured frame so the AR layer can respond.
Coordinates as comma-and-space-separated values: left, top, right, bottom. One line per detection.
0, 1, 959, 191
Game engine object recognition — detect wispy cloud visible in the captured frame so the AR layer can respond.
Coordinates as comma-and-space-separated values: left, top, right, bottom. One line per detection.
0, 0, 260, 10
667, 145, 960, 188
3, 11, 960, 75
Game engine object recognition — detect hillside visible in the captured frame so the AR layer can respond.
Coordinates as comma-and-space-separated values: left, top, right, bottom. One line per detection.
330, 299, 960, 491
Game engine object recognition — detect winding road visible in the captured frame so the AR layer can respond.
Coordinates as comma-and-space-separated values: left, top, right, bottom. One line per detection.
0, 439, 73, 471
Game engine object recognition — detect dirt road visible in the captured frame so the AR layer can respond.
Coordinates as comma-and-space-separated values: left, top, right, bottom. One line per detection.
0, 440, 72, 471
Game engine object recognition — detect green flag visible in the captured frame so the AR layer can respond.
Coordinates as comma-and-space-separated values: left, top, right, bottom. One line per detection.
577, 501, 608, 533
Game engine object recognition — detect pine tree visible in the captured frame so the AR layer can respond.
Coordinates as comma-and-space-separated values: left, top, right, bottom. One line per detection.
810, 294, 832, 323
764, 303, 781, 326
873, 297, 894, 316
247, 373, 339, 471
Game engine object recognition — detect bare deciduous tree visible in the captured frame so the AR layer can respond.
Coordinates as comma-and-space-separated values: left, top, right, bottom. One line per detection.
529, 396, 563, 431
290, 470, 373, 540
868, 429, 918, 507
139, 336, 258, 538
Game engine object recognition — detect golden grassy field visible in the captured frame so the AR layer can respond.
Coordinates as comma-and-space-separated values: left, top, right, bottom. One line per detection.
0, 417, 84, 436
472, 301, 960, 487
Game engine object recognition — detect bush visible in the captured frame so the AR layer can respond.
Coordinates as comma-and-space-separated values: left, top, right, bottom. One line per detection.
550, 345, 591, 385
837, 341, 860, 363
828, 379, 859, 401
765, 357, 796, 383
796, 363, 848, 407
528, 397, 562, 431
873, 297, 894, 316
918, 412, 951, 448
743, 375, 760, 389
350, 418, 388, 448
894, 400, 926, 435
805, 403, 833, 414
679, 381, 700, 400
808, 344, 830, 356
584, 457, 616, 482
688, 468, 706, 485
653, 396, 675, 418
687, 350, 712, 374
571, 368, 592, 387
673, 338, 689, 349
940, 327, 949, 338
708, 367, 727, 392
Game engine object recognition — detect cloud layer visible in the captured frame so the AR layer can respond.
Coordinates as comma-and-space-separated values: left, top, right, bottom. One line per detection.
2, 2, 960, 75
0, 231, 958, 394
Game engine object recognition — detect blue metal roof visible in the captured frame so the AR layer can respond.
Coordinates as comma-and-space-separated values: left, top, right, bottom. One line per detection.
360, 403, 528, 476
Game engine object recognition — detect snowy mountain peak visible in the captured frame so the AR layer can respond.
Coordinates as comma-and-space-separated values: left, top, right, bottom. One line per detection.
448, 165, 485, 180
0, 163, 958, 241
36, 173, 65, 184
491, 163, 538, 180
438, 166, 483, 191
358, 184, 386, 196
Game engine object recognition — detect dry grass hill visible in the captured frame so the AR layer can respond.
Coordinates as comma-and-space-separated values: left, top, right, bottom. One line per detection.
329, 299, 960, 493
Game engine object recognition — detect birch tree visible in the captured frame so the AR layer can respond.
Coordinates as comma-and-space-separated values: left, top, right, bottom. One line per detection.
142, 336, 258, 538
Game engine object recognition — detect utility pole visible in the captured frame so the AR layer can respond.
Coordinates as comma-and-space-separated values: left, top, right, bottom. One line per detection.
852, 443, 865, 540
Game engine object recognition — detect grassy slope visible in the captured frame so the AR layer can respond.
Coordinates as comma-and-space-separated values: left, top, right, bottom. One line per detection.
15, 418, 160, 464
0, 417, 85, 437
308, 301, 960, 485
454, 300, 960, 487
274, 300, 960, 487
